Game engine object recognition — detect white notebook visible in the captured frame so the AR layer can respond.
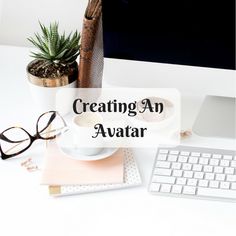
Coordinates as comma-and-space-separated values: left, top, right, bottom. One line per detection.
49, 149, 142, 196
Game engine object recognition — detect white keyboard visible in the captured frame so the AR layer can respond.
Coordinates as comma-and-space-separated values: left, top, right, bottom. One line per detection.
149, 146, 236, 201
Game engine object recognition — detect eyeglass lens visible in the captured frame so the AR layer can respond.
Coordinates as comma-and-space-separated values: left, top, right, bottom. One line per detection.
1, 127, 31, 155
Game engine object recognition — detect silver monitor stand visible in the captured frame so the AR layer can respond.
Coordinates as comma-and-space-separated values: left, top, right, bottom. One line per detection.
193, 96, 236, 139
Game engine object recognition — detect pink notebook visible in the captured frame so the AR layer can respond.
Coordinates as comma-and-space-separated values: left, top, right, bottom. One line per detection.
41, 141, 124, 185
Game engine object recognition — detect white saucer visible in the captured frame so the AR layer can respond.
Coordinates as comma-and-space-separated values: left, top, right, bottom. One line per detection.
57, 129, 118, 161
60, 147, 118, 161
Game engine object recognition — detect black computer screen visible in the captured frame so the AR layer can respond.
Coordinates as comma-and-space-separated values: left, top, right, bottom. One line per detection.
102, 0, 235, 70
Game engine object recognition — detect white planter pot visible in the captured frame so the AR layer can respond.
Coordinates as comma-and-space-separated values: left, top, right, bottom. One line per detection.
27, 61, 79, 115
28, 81, 77, 115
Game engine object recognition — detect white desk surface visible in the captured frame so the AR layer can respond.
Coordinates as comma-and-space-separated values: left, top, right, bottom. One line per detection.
0, 45, 235, 236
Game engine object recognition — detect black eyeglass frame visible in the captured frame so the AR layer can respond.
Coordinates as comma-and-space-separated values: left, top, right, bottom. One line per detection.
0, 111, 67, 160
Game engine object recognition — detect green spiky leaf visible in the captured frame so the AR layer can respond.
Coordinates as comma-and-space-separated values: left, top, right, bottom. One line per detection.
28, 21, 81, 65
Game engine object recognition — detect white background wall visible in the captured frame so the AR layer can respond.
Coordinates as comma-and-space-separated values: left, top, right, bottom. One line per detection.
0, 0, 87, 47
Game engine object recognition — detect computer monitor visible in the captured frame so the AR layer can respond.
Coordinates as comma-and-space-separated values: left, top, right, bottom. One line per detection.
102, 0, 235, 139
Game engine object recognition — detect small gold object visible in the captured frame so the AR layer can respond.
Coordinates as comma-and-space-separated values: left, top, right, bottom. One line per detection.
49, 186, 61, 195
21, 158, 39, 172
26, 166, 39, 172
21, 158, 32, 167
180, 130, 192, 139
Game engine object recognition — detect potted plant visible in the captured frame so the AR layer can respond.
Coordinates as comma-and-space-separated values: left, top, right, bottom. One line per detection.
27, 22, 80, 113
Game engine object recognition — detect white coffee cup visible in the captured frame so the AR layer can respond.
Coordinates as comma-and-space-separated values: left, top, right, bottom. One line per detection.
72, 112, 104, 156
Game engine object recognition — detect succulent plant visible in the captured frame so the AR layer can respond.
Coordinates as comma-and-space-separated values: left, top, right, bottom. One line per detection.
28, 22, 80, 65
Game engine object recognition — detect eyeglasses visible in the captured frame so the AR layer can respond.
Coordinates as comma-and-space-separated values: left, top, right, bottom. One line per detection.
0, 111, 67, 160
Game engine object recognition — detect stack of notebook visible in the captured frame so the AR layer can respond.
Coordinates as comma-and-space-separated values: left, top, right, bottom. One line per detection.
41, 141, 142, 196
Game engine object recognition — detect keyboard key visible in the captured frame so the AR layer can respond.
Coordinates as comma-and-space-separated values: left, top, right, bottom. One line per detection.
178, 155, 188, 163
199, 158, 208, 165
223, 155, 233, 160
202, 153, 211, 158
214, 166, 223, 173
157, 154, 167, 161
220, 182, 230, 189
160, 184, 172, 193
159, 149, 168, 154
189, 156, 198, 164
205, 173, 214, 180
176, 177, 187, 185
209, 180, 219, 188
192, 164, 202, 172
168, 155, 178, 162
191, 152, 200, 157
172, 162, 181, 169
198, 179, 208, 187
198, 187, 236, 199
156, 161, 171, 168
180, 151, 190, 156
215, 174, 225, 181
183, 171, 193, 178
203, 165, 213, 172
183, 186, 196, 195
231, 161, 236, 168
212, 154, 222, 159
187, 178, 197, 186
194, 172, 204, 179
154, 168, 172, 176
153, 175, 175, 184
220, 160, 229, 167
150, 183, 160, 192
232, 183, 236, 190
224, 167, 234, 175
171, 185, 182, 194
226, 175, 236, 182
173, 170, 183, 177
209, 159, 219, 166
170, 150, 179, 155
182, 163, 192, 171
